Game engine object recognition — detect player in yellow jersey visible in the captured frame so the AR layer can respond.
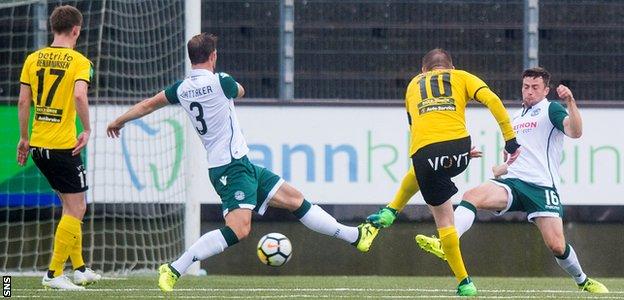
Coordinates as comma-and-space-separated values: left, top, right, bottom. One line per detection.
17, 5, 100, 290
365, 49, 521, 296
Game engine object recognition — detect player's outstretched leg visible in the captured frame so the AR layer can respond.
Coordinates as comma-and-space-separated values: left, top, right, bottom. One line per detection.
292, 198, 378, 252
578, 278, 609, 293
269, 182, 378, 252
415, 234, 446, 261
352, 222, 379, 252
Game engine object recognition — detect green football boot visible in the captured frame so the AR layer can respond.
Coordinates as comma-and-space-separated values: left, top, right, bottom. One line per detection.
456, 277, 477, 297
158, 264, 180, 292
415, 234, 446, 261
352, 222, 379, 252
366, 207, 398, 228
578, 278, 609, 293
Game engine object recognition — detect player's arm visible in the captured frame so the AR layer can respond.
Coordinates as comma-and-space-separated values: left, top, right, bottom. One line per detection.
72, 80, 91, 155
17, 84, 32, 166
218, 72, 244, 99
557, 84, 582, 138
236, 82, 245, 98
466, 73, 520, 159
106, 91, 169, 138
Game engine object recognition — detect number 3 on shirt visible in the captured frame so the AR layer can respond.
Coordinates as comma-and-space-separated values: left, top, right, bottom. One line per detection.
189, 102, 207, 135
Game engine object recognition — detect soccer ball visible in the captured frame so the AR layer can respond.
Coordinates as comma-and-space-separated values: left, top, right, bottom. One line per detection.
256, 232, 292, 267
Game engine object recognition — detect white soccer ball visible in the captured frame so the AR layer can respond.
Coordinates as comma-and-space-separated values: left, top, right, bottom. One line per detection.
257, 232, 292, 267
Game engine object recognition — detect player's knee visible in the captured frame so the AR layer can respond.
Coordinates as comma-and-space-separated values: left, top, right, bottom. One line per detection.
288, 188, 304, 203
548, 241, 566, 256
76, 200, 87, 214
283, 189, 305, 211
65, 202, 86, 219
462, 189, 481, 206
231, 221, 251, 240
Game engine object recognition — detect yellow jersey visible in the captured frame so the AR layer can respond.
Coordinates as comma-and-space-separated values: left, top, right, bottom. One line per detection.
405, 69, 515, 155
20, 46, 93, 149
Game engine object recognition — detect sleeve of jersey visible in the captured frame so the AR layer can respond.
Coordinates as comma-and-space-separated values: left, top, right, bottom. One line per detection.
217, 72, 239, 99
469, 75, 515, 141
405, 90, 412, 126
548, 101, 568, 132
164, 80, 183, 104
19, 55, 32, 86
405, 80, 418, 126
75, 58, 93, 84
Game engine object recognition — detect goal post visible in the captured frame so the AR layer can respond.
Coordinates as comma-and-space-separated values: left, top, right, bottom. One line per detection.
183, 0, 201, 276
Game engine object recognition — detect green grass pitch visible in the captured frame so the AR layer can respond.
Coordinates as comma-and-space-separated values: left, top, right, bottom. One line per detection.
8, 275, 623, 299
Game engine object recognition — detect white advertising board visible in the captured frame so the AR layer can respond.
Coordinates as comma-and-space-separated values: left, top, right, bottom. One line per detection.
91, 105, 624, 206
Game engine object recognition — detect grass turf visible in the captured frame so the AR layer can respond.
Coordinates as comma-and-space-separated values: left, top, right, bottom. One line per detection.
7, 275, 623, 299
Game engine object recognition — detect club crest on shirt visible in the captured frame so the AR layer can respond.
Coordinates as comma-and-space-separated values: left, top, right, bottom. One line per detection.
234, 191, 245, 201
531, 108, 541, 116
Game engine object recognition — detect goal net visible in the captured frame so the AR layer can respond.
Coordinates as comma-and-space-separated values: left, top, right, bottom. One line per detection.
1, 0, 188, 274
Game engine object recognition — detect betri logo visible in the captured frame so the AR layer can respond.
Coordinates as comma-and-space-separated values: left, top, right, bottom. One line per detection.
121, 119, 184, 191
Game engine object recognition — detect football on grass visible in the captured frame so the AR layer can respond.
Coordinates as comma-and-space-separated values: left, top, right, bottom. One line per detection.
257, 232, 292, 267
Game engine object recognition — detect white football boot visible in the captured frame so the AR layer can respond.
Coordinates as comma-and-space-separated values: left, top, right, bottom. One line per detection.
42, 273, 85, 290
74, 267, 102, 285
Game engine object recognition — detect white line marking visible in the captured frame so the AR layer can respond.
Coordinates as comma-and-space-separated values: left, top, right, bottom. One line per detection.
11, 295, 624, 300
18, 287, 624, 294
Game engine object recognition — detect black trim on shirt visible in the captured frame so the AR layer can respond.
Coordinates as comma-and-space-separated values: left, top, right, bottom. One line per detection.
472, 86, 487, 101
75, 79, 91, 84
20, 81, 30, 86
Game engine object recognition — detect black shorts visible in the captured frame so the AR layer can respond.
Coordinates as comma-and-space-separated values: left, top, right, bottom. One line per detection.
30, 147, 88, 194
411, 136, 471, 206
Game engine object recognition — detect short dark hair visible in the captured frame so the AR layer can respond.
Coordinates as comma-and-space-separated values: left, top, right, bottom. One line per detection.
422, 48, 453, 71
49, 5, 83, 35
522, 67, 551, 87
187, 33, 218, 65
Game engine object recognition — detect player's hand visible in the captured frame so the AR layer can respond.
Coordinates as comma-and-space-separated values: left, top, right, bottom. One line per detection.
469, 146, 482, 158
72, 130, 91, 156
556, 84, 575, 104
16, 138, 30, 166
106, 120, 125, 138
503, 148, 521, 165
492, 163, 509, 178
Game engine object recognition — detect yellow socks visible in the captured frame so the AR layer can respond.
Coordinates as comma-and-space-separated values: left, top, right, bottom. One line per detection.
387, 167, 420, 211
438, 226, 469, 283
49, 215, 82, 277
69, 222, 85, 270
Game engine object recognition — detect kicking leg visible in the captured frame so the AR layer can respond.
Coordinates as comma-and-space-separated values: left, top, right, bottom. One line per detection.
269, 182, 377, 252
367, 168, 420, 228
